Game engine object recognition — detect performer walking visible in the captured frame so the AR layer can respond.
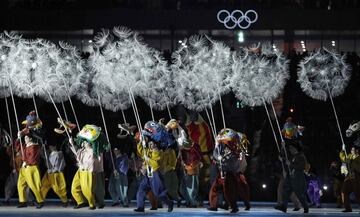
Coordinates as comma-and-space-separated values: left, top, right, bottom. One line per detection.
16, 111, 44, 209
70, 124, 109, 210
275, 142, 309, 213
40, 143, 68, 206
108, 147, 129, 207
134, 121, 174, 212
207, 128, 242, 213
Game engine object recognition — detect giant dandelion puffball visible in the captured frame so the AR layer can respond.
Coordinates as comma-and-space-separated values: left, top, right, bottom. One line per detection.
231, 43, 289, 107
297, 48, 351, 101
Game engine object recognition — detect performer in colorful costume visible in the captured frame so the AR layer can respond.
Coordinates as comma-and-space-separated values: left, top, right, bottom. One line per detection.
134, 121, 174, 212
177, 124, 202, 208
207, 128, 244, 213
340, 120, 360, 212
127, 131, 158, 210
3, 139, 35, 205
162, 119, 186, 206
40, 142, 68, 206
39, 118, 75, 206
16, 111, 44, 208
185, 112, 214, 204
69, 124, 109, 210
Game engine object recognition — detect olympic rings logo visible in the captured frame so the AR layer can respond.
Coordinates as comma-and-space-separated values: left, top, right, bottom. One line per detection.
217, 10, 258, 29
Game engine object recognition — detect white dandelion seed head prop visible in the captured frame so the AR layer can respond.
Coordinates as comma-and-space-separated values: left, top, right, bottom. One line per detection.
0, 32, 16, 98
137, 50, 176, 111
7, 38, 41, 99
57, 41, 85, 97
171, 35, 232, 111
297, 48, 351, 101
231, 43, 289, 107
85, 27, 152, 111
23, 39, 69, 103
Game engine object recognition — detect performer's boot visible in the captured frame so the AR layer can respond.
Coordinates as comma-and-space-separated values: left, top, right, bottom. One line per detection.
17, 202, 27, 208
207, 207, 218, 211
167, 201, 174, 212
36, 202, 44, 209
134, 207, 145, 212
230, 207, 239, 213
274, 205, 287, 213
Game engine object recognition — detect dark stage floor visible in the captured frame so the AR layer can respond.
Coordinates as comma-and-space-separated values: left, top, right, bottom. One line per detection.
0, 202, 358, 217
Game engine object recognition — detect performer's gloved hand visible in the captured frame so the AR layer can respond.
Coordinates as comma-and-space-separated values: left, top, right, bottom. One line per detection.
199, 162, 204, 168
342, 144, 346, 151
22, 162, 27, 168
113, 170, 120, 179
17, 131, 22, 139
47, 169, 52, 174
286, 160, 291, 166
341, 163, 348, 175
131, 152, 136, 159
69, 138, 74, 146
278, 156, 283, 162
217, 156, 222, 161
319, 190, 323, 197
144, 155, 150, 162
141, 139, 147, 148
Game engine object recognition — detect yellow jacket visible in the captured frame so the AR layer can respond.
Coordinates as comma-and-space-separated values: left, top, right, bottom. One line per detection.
137, 142, 162, 172
162, 149, 177, 173
340, 151, 357, 162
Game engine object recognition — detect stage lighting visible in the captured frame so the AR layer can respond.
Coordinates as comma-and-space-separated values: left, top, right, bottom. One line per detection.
290, 108, 294, 113
262, 184, 267, 189
178, 40, 182, 44
238, 31, 244, 43
323, 185, 328, 190
88, 40, 93, 43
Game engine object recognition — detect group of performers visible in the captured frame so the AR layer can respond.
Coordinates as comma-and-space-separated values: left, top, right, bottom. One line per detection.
0, 110, 251, 213
0, 109, 360, 214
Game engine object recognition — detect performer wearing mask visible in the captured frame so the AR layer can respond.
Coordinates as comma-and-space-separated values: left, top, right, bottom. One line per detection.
70, 124, 109, 210
134, 121, 174, 212
207, 128, 242, 213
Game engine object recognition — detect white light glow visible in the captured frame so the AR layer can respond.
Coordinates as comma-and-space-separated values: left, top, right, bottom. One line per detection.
262, 184, 267, 189
238, 31, 244, 43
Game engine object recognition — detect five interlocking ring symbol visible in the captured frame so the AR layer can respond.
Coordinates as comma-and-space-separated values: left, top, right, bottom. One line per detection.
217, 10, 258, 30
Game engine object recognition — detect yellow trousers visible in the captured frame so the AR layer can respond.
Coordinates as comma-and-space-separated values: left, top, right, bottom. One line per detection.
71, 169, 95, 207
41, 172, 68, 203
17, 166, 44, 203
